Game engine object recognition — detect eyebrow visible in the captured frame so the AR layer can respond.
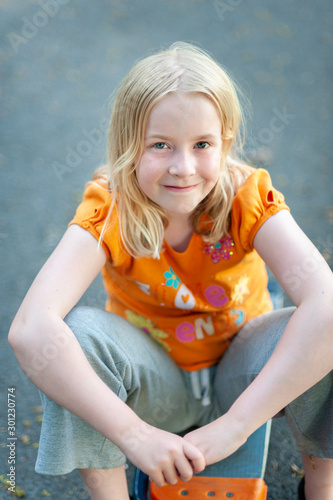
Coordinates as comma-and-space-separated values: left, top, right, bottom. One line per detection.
145, 133, 219, 141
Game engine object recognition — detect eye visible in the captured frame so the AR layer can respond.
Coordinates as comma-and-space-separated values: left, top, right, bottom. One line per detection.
196, 141, 209, 149
153, 142, 168, 149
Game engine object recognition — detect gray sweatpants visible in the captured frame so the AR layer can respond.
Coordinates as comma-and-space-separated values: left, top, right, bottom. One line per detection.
35, 306, 333, 475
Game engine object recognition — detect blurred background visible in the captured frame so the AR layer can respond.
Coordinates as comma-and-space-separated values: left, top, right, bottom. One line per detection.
1, 0, 332, 498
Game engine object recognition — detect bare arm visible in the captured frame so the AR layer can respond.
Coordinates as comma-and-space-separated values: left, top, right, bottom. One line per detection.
8, 225, 132, 436
185, 210, 333, 464
9, 225, 204, 484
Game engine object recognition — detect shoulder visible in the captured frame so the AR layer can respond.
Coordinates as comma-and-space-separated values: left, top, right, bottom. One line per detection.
83, 175, 112, 203
233, 166, 282, 202
69, 172, 122, 261
230, 167, 290, 251
72, 172, 117, 225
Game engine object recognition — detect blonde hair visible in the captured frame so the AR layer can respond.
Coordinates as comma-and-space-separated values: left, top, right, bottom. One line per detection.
94, 41, 250, 259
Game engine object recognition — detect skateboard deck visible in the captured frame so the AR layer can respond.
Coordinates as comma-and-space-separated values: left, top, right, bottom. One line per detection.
132, 420, 271, 499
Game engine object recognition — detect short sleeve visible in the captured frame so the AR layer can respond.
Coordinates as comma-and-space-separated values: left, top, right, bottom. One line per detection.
231, 168, 290, 252
69, 179, 115, 260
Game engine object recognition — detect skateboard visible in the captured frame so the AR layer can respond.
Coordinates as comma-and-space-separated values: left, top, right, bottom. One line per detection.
131, 279, 282, 499
131, 419, 271, 499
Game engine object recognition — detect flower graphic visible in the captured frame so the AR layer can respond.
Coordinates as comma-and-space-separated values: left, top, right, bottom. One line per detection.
204, 236, 234, 263
164, 267, 181, 289
231, 275, 250, 304
125, 310, 171, 352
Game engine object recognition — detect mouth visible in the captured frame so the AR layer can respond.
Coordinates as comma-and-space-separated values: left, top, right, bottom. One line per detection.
163, 184, 198, 192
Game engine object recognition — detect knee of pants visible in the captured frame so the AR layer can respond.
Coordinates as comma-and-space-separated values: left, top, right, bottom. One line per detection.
64, 306, 128, 358
64, 305, 114, 339
213, 307, 296, 413
65, 306, 108, 357
64, 306, 133, 398
283, 371, 333, 458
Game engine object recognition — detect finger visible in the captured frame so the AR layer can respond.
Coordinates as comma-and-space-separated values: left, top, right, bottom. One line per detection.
162, 466, 179, 485
174, 457, 193, 482
182, 440, 206, 473
149, 471, 166, 488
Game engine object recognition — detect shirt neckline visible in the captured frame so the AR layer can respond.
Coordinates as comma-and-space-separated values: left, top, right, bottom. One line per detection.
163, 232, 200, 256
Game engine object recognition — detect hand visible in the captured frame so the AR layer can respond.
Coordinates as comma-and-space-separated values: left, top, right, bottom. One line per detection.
120, 420, 205, 487
183, 413, 248, 466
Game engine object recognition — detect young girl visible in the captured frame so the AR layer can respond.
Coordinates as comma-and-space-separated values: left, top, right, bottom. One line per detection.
9, 42, 333, 500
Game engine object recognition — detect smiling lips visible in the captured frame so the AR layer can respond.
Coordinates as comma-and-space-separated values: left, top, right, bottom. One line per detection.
164, 184, 198, 192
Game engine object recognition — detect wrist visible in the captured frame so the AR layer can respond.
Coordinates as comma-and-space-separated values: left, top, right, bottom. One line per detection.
225, 401, 263, 440
116, 414, 153, 456
220, 409, 250, 442
184, 412, 248, 465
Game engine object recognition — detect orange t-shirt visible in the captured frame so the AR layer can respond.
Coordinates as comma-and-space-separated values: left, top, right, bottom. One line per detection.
69, 168, 289, 371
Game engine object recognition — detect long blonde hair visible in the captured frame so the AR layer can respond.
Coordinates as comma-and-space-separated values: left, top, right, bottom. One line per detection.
94, 42, 250, 259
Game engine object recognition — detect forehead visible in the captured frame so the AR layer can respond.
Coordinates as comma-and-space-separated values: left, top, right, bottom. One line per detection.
145, 92, 222, 137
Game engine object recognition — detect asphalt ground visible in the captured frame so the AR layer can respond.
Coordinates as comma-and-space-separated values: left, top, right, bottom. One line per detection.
0, 1, 332, 498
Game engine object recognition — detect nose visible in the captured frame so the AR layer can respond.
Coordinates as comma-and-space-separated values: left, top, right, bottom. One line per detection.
168, 149, 196, 177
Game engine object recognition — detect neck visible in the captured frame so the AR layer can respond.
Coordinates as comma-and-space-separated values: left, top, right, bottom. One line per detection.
164, 215, 194, 253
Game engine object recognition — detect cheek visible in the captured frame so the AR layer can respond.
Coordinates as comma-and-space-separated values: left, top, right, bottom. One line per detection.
204, 153, 221, 183
136, 167, 149, 194
136, 157, 159, 193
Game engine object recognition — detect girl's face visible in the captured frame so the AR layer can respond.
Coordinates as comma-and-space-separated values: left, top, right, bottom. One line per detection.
136, 92, 223, 222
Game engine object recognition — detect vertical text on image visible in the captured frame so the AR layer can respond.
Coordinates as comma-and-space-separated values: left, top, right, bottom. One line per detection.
7, 388, 17, 494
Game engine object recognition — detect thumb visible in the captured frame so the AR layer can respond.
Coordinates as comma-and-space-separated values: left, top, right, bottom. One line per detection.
182, 440, 206, 473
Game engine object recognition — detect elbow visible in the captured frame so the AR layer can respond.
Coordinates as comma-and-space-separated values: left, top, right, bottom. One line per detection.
8, 311, 38, 356
8, 319, 19, 350
8, 311, 71, 380
8, 318, 27, 353
8, 317, 42, 380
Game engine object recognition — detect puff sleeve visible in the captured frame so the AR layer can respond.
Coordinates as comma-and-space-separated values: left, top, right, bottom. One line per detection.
231, 168, 290, 252
68, 179, 118, 261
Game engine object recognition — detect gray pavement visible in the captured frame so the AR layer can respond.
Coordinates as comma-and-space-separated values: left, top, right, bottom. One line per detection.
1, 1, 332, 498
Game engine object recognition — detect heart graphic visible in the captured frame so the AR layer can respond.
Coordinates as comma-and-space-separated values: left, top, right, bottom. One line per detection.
175, 284, 195, 310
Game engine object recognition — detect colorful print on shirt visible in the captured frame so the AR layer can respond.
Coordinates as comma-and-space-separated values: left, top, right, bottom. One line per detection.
70, 167, 289, 369
125, 310, 171, 352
